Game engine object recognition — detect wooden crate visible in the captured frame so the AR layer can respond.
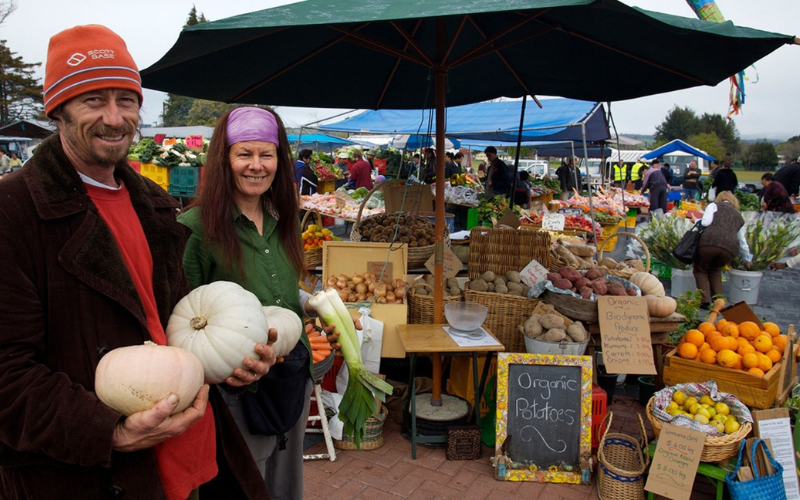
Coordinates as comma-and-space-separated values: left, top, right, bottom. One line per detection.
663, 345, 798, 409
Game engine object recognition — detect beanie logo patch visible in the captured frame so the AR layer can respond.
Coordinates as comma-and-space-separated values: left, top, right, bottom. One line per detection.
67, 53, 86, 67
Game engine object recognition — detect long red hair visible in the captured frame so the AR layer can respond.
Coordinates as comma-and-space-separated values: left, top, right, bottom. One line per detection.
189, 107, 304, 279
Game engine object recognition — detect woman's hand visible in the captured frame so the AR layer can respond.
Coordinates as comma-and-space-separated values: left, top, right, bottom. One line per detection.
112, 385, 209, 452
770, 262, 787, 270
225, 329, 278, 387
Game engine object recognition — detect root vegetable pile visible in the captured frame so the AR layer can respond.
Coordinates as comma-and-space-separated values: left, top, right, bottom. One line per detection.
548, 266, 637, 298
467, 270, 530, 296
357, 214, 436, 247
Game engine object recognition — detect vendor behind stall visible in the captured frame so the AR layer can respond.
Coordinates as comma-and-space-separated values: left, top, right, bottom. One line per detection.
641, 160, 668, 214
483, 146, 512, 198
555, 157, 580, 200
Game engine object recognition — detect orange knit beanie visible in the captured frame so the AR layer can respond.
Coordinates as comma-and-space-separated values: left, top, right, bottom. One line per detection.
43, 25, 143, 117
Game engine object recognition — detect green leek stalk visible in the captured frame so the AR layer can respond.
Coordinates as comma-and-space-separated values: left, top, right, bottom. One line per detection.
308, 288, 393, 449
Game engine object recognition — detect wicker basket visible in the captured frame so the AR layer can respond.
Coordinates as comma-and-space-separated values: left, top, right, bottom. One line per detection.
463, 289, 540, 353
645, 397, 751, 463
520, 223, 591, 241
598, 232, 651, 274
301, 209, 324, 268
597, 412, 649, 500
351, 212, 449, 269
333, 404, 388, 451
467, 226, 551, 279
407, 282, 462, 325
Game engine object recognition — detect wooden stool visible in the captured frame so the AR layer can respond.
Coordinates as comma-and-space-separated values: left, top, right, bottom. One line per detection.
303, 383, 337, 461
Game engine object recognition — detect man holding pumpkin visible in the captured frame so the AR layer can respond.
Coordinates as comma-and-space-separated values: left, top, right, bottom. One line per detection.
0, 25, 274, 500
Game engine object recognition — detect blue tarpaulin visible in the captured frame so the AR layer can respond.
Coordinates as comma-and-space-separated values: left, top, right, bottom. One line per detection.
642, 139, 716, 162
316, 98, 609, 143
287, 133, 373, 150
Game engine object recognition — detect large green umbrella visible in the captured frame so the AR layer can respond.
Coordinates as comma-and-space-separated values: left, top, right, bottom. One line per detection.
142, 0, 795, 403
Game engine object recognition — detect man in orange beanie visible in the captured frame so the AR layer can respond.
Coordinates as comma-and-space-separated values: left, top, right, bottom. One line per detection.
0, 25, 272, 500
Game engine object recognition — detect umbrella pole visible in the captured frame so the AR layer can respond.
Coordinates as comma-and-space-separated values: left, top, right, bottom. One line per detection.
509, 96, 528, 209
431, 20, 447, 407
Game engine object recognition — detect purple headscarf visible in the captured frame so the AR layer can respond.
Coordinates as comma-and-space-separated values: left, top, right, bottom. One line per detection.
226, 107, 280, 146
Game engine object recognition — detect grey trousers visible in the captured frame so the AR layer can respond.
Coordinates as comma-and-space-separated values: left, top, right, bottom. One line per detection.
219, 378, 313, 500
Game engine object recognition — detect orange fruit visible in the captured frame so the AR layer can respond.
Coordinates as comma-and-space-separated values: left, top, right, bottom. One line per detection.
738, 321, 761, 340
742, 352, 759, 369
705, 331, 722, 343
717, 349, 740, 368
710, 336, 729, 352
754, 335, 773, 353
678, 342, 699, 359
748, 367, 765, 377
721, 324, 740, 338
766, 349, 782, 364
700, 342, 711, 352
763, 322, 781, 337
773, 335, 787, 352
715, 319, 730, 331
684, 329, 705, 348
700, 349, 717, 364
757, 353, 773, 372
695, 352, 703, 362
734, 358, 743, 370
737, 344, 756, 356
698, 322, 717, 335
736, 337, 750, 349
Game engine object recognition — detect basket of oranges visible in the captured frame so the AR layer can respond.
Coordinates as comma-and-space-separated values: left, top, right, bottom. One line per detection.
646, 381, 752, 462
301, 209, 339, 268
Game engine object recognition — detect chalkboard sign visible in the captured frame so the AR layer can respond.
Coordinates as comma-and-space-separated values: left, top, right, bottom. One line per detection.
493, 353, 592, 484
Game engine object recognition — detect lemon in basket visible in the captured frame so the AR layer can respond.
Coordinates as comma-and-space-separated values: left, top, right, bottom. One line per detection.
713, 422, 725, 433
694, 414, 710, 424
714, 402, 730, 416
699, 395, 715, 406
672, 391, 687, 405
684, 396, 698, 409
724, 419, 741, 434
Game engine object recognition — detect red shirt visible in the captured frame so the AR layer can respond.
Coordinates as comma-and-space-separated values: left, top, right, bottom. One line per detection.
349, 158, 374, 190
86, 182, 217, 500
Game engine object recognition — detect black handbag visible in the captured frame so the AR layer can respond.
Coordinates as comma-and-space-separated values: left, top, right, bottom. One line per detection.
672, 221, 704, 264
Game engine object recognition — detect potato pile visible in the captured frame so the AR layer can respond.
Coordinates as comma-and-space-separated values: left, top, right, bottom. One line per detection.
519, 313, 588, 343
411, 274, 463, 297
467, 270, 531, 296
548, 266, 637, 299
358, 214, 435, 247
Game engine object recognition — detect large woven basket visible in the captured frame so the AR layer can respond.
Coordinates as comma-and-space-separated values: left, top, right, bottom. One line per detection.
645, 397, 751, 463
598, 232, 651, 275
407, 282, 462, 325
463, 289, 540, 353
597, 412, 649, 500
351, 212, 450, 269
301, 208, 324, 268
333, 404, 388, 451
519, 223, 591, 241
467, 226, 551, 279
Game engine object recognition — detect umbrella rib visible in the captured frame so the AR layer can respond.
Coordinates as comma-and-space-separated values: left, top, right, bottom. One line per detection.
389, 21, 434, 67
375, 20, 424, 109
443, 16, 469, 63
560, 28, 706, 84
328, 25, 431, 67
230, 29, 355, 102
448, 11, 548, 68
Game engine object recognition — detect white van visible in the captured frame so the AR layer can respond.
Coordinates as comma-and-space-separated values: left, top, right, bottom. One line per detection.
515, 159, 550, 177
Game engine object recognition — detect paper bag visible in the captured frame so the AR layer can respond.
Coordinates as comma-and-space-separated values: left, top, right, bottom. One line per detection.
335, 308, 384, 394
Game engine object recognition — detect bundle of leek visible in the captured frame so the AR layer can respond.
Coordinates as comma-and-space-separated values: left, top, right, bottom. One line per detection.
308, 288, 393, 449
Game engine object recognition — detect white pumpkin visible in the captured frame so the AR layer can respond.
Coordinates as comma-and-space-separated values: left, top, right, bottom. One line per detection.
95, 342, 204, 416
629, 272, 665, 297
262, 306, 304, 358
645, 295, 678, 318
166, 281, 269, 384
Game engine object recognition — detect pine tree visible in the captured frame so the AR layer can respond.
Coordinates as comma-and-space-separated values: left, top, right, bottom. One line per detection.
161, 6, 209, 126
0, 39, 42, 125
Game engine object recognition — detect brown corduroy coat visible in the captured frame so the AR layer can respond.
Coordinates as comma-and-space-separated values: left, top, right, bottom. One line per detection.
0, 134, 269, 500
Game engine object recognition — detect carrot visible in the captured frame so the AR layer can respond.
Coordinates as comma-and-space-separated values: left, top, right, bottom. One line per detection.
312, 350, 329, 363
309, 335, 331, 344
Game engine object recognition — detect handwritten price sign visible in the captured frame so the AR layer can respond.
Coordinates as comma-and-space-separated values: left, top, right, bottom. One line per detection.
186, 135, 204, 152
519, 259, 549, 287
541, 213, 565, 231
645, 423, 705, 500
597, 296, 656, 375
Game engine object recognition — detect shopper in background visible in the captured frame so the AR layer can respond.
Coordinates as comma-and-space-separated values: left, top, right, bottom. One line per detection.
348, 149, 374, 190
555, 157, 579, 200
682, 160, 701, 201
712, 160, 738, 195
692, 190, 752, 308
773, 156, 800, 198
514, 171, 532, 208
661, 161, 674, 186
335, 152, 350, 189
760, 173, 795, 214
484, 146, 511, 198
640, 160, 668, 214
8, 152, 22, 169
295, 148, 312, 186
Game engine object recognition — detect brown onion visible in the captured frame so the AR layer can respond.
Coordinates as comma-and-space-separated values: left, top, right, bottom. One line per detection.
363, 272, 376, 281
336, 280, 348, 290
352, 274, 364, 284
346, 280, 355, 290
355, 283, 367, 294
368, 282, 378, 293
347, 293, 358, 302
385, 295, 396, 304
376, 296, 387, 304
375, 285, 387, 298
337, 289, 349, 302
356, 293, 367, 302
394, 287, 406, 299
392, 279, 406, 289
326, 277, 338, 287
337, 274, 349, 282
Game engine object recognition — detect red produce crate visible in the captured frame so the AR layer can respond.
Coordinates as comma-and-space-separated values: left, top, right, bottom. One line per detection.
591, 383, 608, 451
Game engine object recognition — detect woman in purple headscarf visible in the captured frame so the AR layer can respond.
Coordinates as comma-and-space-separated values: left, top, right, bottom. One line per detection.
178, 107, 339, 499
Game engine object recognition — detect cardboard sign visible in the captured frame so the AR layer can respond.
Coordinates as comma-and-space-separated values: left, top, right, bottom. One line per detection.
753, 408, 800, 499
519, 259, 549, 287
185, 135, 204, 151
498, 210, 521, 229
531, 302, 573, 327
645, 422, 705, 500
542, 213, 566, 231
558, 208, 583, 217
153, 134, 166, 145
383, 182, 433, 213
494, 353, 593, 484
163, 138, 177, 146
368, 261, 393, 282
424, 244, 462, 278
597, 296, 656, 375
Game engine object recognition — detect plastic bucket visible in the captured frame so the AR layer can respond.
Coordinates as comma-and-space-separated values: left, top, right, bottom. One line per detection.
728, 269, 763, 305
524, 336, 589, 356
418, 211, 455, 233
670, 268, 695, 298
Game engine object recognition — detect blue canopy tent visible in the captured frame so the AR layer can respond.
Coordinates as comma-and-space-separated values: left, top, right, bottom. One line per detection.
287, 133, 373, 151
390, 134, 460, 150
642, 139, 716, 162
458, 139, 611, 159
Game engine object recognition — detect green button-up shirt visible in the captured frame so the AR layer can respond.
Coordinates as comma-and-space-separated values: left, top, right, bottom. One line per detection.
178, 206, 312, 370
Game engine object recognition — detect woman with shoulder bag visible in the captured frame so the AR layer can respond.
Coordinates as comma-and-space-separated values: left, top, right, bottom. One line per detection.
692, 191, 753, 308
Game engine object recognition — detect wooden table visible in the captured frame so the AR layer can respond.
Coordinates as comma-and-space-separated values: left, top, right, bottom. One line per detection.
397, 324, 505, 458
586, 312, 684, 389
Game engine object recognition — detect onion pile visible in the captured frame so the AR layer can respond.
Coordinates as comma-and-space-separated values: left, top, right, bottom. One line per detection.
325, 272, 407, 304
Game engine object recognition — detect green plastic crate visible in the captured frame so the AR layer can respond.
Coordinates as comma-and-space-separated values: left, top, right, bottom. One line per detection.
649, 259, 672, 279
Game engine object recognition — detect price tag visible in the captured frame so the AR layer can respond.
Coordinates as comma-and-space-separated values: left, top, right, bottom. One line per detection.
542, 213, 565, 231
519, 259, 549, 287
163, 138, 177, 146
153, 134, 166, 145
424, 244, 462, 279
645, 423, 705, 500
186, 135, 204, 151
558, 208, 583, 217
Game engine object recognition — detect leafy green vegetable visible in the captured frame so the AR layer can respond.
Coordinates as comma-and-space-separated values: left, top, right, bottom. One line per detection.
639, 215, 694, 270
734, 190, 760, 211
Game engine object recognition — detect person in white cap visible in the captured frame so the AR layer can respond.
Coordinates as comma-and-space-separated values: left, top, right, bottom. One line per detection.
335, 151, 350, 188
0, 24, 272, 500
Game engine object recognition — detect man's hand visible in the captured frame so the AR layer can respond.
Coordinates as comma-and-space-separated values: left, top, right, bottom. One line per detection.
226, 329, 278, 387
112, 385, 210, 452
315, 317, 363, 357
